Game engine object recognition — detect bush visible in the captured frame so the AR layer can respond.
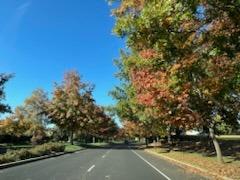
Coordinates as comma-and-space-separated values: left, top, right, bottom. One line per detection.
0, 153, 16, 164
16, 149, 33, 160
31, 129, 47, 145
0, 142, 65, 164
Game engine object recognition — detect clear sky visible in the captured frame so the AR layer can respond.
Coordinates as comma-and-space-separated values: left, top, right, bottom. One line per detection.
0, 0, 124, 113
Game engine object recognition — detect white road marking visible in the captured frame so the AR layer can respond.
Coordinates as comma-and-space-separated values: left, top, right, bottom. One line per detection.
105, 175, 111, 179
131, 149, 172, 180
106, 149, 112, 154
87, 165, 95, 172
102, 149, 112, 158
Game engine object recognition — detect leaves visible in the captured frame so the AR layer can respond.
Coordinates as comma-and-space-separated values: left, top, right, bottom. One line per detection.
111, 0, 240, 135
46, 71, 117, 138
0, 73, 13, 114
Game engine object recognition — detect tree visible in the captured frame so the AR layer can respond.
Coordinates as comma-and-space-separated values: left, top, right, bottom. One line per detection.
21, 89, 49, 127
0, 108, 46, 145
92, 107, 118, 140
0, 74, 13, 114
111, 0, 240, 163
0, 116, 19, 137
47, 71, 93, 145
1, 89, 49, 144
110, 51, 168, 145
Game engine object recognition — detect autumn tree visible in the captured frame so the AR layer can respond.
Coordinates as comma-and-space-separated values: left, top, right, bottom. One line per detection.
23, 89, 49, 127
4, 89, 49, 144
111, 0, 240, 163
110, 48, 168, 144
2, 107, 46, 143
0, 116, 19, 137
93, 107, 118, 140
0, 107, 46, 145
78, 96, 118, 143
47, 71, 95, 145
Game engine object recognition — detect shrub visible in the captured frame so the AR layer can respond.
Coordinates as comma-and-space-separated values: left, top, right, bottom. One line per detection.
0, 152, 16, 164
0, 142, 65, 164
15, 149, 33, 160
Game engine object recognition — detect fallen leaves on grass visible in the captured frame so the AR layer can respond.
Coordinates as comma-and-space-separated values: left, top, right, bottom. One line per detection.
150, 148, 240, 180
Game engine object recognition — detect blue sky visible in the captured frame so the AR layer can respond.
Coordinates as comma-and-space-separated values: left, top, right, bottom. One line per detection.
0, 0, 124, 114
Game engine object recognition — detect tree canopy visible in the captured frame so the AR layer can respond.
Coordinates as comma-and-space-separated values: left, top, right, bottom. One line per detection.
110, 0, 240, 162
47, 71, 117, 144
0, 74, 13, 114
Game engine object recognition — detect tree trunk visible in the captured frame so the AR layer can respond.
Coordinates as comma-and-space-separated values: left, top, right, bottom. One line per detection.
92, 136, 96, 143
145, 137, 149, 147
167, 125, 172, 144
69, 130, 74, 145
154, 136, 159, 148
209, 127, 224, 163
175, 128, 181, 141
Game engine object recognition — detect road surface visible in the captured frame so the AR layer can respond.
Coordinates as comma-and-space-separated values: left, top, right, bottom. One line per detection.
0, 144, 206, 180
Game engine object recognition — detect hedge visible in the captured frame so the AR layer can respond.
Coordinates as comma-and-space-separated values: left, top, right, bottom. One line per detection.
0, 142, 65, 164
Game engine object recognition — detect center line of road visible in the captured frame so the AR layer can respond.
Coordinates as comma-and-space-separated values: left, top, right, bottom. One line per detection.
131, 149, 172, 180
102, 149, 112, 158
87, 165, 95, 173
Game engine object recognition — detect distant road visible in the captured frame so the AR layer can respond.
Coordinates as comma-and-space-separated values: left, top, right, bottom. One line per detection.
0, 144, 206, 180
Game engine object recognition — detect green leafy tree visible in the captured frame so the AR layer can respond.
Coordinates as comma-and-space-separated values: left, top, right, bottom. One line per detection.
0, 74, 13, 114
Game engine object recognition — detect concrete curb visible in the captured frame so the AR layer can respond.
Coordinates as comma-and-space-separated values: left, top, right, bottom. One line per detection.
0, 148, 85, 170
145, 149, 233, 180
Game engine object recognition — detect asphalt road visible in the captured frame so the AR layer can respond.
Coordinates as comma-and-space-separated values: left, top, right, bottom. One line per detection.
0, 144, 206, 180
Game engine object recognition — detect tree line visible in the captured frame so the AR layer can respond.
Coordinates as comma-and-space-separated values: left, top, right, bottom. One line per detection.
0, 71, 118, 145
109, 0, 240, 163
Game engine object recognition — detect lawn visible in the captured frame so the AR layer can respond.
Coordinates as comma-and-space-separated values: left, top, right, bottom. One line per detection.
64, 143, 84, 153
146, 135, 240, 179
217, 135, 240, 141
77, 142, 110, 149
147, 148, 240, 179
89, 142, 109, 147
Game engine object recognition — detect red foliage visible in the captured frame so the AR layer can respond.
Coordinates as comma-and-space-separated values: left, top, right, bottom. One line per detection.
130, 67, 199, 128
139, 49, 158, 59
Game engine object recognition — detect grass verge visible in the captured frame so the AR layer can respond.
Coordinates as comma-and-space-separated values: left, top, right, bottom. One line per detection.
79, 142, 110, 148
64, 144, 84, 153
217, 135, 240, 141
146, 148, 240, 180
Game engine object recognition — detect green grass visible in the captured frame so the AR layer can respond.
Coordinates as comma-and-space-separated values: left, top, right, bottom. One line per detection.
111, 141, 125, 144
147, 148, 240, 179
217, 135, 240, 141
64, 144, 84, 153
89, 142, 109, 147
77, 142, 110, 149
